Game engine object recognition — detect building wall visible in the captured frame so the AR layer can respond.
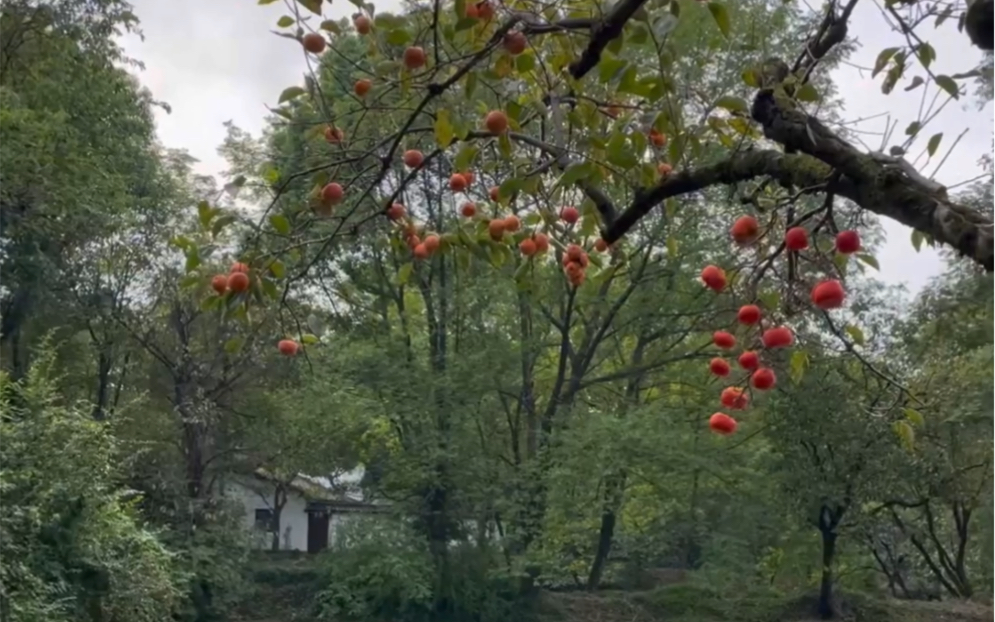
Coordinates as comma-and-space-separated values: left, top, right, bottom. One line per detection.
226, 478, 312, 552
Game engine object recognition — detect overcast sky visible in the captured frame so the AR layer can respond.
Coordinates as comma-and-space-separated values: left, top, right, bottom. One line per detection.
117, 0, 993, 298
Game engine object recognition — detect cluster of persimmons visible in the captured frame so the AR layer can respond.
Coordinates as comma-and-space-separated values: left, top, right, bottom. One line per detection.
702, 216, 860, 436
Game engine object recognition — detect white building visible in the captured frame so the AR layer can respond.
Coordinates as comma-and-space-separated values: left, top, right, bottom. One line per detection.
224, 468, 387, 553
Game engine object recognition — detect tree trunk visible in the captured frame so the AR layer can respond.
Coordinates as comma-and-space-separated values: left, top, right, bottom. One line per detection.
586, 470, 626, 591
818, 527, 837, 619
90, 347, 111, 420
271, 485, 287, 551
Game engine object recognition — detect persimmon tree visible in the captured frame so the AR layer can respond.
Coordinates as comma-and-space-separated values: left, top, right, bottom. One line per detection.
176, 0, 989, 434
176, 0, 992, 596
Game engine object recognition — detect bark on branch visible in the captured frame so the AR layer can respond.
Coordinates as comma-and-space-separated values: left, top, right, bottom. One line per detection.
602, 68, 994, 271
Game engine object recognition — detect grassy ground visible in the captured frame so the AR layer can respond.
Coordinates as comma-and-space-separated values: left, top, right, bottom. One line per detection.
539, 586, 994, 622
233, 553, 993, 622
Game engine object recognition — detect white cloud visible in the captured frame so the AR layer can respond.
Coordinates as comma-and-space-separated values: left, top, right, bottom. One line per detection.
119, 0, 992, 296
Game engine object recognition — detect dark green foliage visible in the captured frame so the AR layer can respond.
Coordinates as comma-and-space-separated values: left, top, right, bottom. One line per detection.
0, 349, 180, 622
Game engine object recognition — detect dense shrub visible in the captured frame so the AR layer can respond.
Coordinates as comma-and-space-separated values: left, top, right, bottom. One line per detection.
0, 353, 180, 622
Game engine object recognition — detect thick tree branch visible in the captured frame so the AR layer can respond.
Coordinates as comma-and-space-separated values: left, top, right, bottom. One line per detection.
603, 140, 993, 271
568, 0, 650, 80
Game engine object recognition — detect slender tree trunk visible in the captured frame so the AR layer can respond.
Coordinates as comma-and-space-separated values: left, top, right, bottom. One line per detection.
90, 347, 111, 420
271, 485, 286, 551
818, 527, 837, 619
586, 470, 626, 590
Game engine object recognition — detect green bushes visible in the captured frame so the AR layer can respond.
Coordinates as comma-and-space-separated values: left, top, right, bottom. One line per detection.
315, 519, 533, 622
0, 355, 180, 622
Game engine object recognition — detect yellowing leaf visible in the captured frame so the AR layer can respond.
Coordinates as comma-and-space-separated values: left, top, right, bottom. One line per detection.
742, 68, 760, 88
844, 324, 866, 346
714, 95, 749, 113
269, 259, 286, 279
707, 2, 731, 38
795, 83, 819, 102
301, 333, 320, 345
197, 201, 214, 229
395, 262, 414, 286
434, 110, 454, 148
789, 350, 809, 384
903, 407, 925, 426
892, 420, 916, 452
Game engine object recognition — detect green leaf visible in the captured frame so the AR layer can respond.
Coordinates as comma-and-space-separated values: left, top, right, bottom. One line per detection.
301, 333, 320, 345
295, 0, 323, 15
706, 2, 731, 38
558, 162, 594, 187
789, 350, 809, 384
498, 178, 523, 201
386, 29, 410, 46
197, 201, 214, 229
434, 110, 454, 148
498, 132, 513, 159
666, 236, 678, 258
184, 249, 201, 273
269, 260, 286, 279
833, 251, 849, 275
211, 215, 236, 238
669, 0, 680, 16
714, 95, 749, 113
170, 236, 193, 250
224, 338, 244, 354
903, 407, 925, 426
516, 52, 536, 73
258, 0, 279, 4
855, 253, 879, 270
278, 86, 306, 103
910, 229, 924, 252
200, 295, 222, 312
892, 420, 915, 452
320, 20, 341, 34
873, 47, 900, 77
464, 71, 477, 98
269, 214, 291, 235
882, 64, 902, 95
742, 69, 760, 88
844, 324, 866, 346
915, 42, 935, 68
395, 262, 414, 286
904, 76, 925, 92
454, 145, 478, 171
277, 15, 295, 27
758, 290, 780, 311
905, 121, 921, 137
598, 56, 628, 84
262, 278, 280, 300
795, 83, 819, 102
934, 74, 959, 99
926, 132, 942, 157
607, 132, 638, 168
